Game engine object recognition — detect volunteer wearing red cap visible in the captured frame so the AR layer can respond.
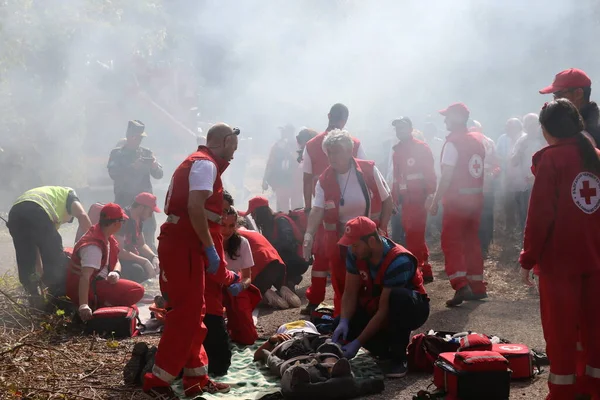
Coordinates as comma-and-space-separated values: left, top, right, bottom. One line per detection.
430, 103, 487, 307
66, 203, 145, 322
301, 103, 366, 315
143, 123, 240, 397
331, 216, 429, 378
244, 195, 310, 300
303, 129, 392, 315
540, 68, 600, 148
391, 117, 437, 282
520, 99, 600, 399
115, 192, 161, 283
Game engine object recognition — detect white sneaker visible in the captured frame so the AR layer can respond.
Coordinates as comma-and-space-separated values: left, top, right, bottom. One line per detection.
264, 289, 289, 309
279, 286, 301, 308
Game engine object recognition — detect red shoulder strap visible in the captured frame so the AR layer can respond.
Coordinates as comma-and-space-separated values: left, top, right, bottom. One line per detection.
374, 244, 404, 285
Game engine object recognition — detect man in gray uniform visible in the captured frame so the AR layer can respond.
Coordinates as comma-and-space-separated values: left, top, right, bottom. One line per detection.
107, 120, 163, 251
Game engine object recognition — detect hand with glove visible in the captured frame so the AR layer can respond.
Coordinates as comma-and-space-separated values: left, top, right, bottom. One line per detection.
79, 304, 93, 321
228, 282, 245, 296
151, 256, 160, 273
231, 272, 240, 284
302, 233, 314, 262
342, 339, 361, 359
332, 318, 349, 344
205, 245, 221, 274
107, 271, 120, 284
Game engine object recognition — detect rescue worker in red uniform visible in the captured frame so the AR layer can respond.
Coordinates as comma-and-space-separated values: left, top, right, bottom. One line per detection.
429, 103, 487, 307
331, 217, 429, 378
303, 129, 392, 315
391, 117, 437, 282
520, 99, 600, 400
66, 203, 145, 321
143, 123, 240, 397
301, 103, 367, 315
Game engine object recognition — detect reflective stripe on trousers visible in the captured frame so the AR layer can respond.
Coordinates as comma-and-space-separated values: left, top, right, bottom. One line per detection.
152, 364, 177, 383
184, 366, 208, 377
586, 365, 600, 379
312, 271, 328, 278
448, 271, 467, 280
548, 372, 576, 385
406, 173, 424, 180
467, 275, 484, 281
323, 223, 336, 231
458, 187, 483, 195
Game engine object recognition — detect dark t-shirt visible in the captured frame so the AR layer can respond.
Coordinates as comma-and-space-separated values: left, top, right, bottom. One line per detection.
117, 207, 143, 254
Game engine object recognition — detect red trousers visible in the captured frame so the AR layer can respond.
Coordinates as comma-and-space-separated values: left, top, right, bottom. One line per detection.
441, 205, 486, 293
401, 202, 432, 278
305, 225, 329, 305
328, 246, 347, 316
65, 272, 144, 308
539, 272, 600, 399
223, 284, 261, 345
150, 238, 209, 388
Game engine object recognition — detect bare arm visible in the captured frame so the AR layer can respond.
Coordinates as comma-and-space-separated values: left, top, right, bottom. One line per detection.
188, 190, 214, 247
303, 173, 314, 209
305, 206, 324, 237
240, 267, 252, 288
115, 235, 150, 264
70, 201, 92, 235
432, 165, 455, 205
340, 272, 361, 320
137, 233, 157, 259
78, 267, 95, 307
357, 288, 391, 344
379, 197, 393, 232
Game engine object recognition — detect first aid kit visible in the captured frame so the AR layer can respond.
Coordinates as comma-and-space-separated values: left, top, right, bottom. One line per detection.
492, 343, 535, 379
433, 351, 511, 400
84, 306, 139, 338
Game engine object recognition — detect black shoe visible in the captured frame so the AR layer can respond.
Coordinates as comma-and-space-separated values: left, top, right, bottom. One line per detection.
124, 342, 149, 386
423, 276, 434, 284
140, 345, 158, 388
331, 358, 352, 378
446, 286, 473, 307
465, 291, 488, 301
144, 385, 179, 399
379, 360, 408, 378
300, 303, 318, 316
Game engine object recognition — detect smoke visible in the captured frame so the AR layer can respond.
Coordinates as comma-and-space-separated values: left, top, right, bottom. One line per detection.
1, 0, 599, 206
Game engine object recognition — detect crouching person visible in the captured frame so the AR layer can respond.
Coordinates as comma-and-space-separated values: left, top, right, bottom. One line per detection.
332, 216, 429, 378
66, 203, 145, 322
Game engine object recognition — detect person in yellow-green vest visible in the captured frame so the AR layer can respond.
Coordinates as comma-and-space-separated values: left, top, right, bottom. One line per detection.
7, 186, 92, 298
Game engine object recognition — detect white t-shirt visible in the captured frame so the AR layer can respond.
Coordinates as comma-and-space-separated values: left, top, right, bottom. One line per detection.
79, 244, 109, 279
313, 165, 390, 224
224, 236, 254, 272
276, 320, 320, 335
302, 143, 367, 174
189, 160, 217, 194
511, 134, 545, 191
441, 142, 458, 167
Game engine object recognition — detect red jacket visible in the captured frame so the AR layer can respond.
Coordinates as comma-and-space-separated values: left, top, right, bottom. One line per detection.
319, 159, 383, 258
442, 129, 485, 209
67, 224, 120, 306
305, 131, 361, 181
392, 137, 437, 205
238, 228, 285, 281
163, 145, 237, 315
520, 137, 600, 276
357, 241, 426, 315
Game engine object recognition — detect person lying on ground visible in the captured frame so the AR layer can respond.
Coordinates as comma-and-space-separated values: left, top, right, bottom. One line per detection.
66, 203, 145, 322
331, 216, 429, 379
114, 192, 161, 283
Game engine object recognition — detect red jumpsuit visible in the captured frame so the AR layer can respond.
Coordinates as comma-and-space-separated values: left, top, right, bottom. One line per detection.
66, 225, 144, 308
144, 146, 236, 393
520, 137, 600, 399
238, 228, 285, 281
304, 131, 361, 306
392, 138, 437, 279
440, 129, 486, 294
319, 159, 382, 314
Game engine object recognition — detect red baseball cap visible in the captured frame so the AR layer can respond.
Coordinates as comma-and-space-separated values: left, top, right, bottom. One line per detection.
539, 68, 592, 94
100, 203, 128, 221
439, 102, 470, 119
245, 196, 270, 215
134, 192, 161, 213
338, 216, 377, 246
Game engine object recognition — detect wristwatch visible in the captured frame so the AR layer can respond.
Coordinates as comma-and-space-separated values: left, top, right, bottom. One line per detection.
113, 270, 121, 277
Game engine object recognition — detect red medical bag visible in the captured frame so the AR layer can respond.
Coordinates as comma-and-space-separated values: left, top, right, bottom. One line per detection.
458, 333, 492, 351
84, 306, 139, 338
492, 343, 534, 379
433, 352, 511, 400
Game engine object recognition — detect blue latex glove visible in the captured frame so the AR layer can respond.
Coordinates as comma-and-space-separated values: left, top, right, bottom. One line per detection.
342, 339, 361, 359
332, 318, 349, 344
232, 272, 240, 284
227, 282, 244, 296
205, 245, 220, 274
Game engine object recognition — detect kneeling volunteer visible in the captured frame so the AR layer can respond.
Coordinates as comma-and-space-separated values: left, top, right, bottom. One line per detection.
66, 203, 145, 322
115, 192, 161, 283
332, 216, 429, 378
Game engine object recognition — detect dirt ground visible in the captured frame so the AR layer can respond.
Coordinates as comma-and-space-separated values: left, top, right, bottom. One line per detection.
0, 217, 549, 399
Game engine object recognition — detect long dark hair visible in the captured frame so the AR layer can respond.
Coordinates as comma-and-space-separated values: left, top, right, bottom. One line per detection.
253, 205, 275, 240
539, 99, 600, 173
223, 207, 242, 260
